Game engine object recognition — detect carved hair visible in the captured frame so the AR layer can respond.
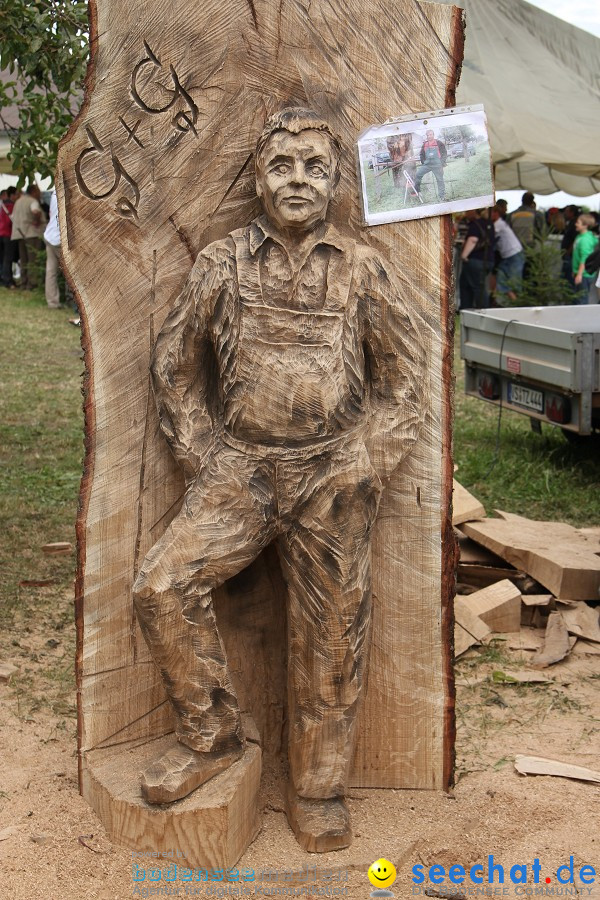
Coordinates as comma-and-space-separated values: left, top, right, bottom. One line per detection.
255, 107, 342, 187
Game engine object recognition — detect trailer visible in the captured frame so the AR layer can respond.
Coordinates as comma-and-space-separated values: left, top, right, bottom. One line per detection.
460, 306, 600, 438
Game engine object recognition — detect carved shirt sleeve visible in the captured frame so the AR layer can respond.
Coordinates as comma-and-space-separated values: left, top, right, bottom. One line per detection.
359, 249, 428, 480
150, 241, 234, 481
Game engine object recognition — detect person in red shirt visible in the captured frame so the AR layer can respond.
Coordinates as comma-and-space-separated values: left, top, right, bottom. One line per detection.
0, 186, 17, 288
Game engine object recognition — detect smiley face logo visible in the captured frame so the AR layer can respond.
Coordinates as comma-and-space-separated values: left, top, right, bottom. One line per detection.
368, 858, 397, 889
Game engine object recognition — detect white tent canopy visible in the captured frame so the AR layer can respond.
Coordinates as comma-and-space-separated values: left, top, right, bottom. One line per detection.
436, 0, 600, 196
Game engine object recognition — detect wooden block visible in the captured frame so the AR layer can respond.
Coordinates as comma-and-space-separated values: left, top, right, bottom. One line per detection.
82, 736, 261, 868
521, 594, 554, 607
462, 579, 521, 633
561, 602, 600, 644
454, 597, 491, 657
521, 594, 553, 627
452, 480, 486, 526
462, 512, 600, 601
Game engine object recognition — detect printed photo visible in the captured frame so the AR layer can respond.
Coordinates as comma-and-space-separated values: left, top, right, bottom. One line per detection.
357, 105, 494, 225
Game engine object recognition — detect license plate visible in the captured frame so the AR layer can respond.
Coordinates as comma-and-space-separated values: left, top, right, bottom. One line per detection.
508, 382, 544, 413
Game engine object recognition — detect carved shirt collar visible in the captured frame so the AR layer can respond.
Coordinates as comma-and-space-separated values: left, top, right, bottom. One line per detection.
248, 215, 347, 257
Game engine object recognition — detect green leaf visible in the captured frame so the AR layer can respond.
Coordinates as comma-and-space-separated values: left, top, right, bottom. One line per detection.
491, 670, 518, 684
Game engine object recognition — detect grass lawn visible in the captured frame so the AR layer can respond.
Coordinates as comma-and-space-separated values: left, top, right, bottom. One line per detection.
364, 144, 493, 213
0, 287, 82, 716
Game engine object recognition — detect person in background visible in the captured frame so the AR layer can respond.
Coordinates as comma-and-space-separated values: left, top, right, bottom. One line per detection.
460, 208, 495, 309
491, 205, 525, 304
0, 186, 17, 288
495, 198, 508, 220
43, 190, 62, 309
509, 191, 544, 248
572, 213, 599, 304
548, 208, 565, 233
560, 204, 580, 286
10, 184, 47, 290
453, 209, 477, 310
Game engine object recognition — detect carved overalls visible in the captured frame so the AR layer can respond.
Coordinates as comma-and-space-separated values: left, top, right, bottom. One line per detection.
134, 221, 382, 799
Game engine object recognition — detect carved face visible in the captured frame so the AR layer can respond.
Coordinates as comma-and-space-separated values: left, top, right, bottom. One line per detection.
256, 130, 336, 231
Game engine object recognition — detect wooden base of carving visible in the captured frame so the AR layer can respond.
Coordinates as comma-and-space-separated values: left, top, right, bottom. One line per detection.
82, 734, 262, 868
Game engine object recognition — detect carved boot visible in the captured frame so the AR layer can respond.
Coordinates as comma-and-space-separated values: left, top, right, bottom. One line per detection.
285, 783, 352, 852
141, 742, 244, 804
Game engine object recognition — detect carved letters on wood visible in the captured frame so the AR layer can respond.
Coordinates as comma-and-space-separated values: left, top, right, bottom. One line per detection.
73, 40, 203, 221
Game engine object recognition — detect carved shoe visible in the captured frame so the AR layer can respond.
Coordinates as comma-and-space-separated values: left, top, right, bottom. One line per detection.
141, 741, 244, 804
285, 783, 352, 852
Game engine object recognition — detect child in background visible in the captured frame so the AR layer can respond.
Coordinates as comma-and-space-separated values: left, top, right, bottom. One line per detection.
572, 213, 599, 304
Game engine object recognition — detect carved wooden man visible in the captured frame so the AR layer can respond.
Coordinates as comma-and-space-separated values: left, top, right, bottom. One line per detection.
133, 107, 426, 852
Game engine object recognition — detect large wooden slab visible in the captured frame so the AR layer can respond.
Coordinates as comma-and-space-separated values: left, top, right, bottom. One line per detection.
462, 511, 600, 601
59, 0, 461, 804
452, 480, 485, 526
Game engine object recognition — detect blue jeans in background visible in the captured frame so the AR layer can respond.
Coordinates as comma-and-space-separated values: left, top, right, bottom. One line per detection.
497, 250, 525, 298
574, 274, 596, 304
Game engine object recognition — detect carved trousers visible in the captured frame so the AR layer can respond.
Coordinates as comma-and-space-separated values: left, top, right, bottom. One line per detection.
133, 436, 381, 799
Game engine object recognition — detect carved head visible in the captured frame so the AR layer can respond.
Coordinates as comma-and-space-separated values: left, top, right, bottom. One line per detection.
255, 108, 342, 232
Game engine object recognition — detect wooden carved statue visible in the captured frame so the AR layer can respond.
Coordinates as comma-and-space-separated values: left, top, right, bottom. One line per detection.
131, 107, 426, 853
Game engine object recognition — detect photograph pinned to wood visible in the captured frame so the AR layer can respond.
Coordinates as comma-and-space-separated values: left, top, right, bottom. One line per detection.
357, 104, 494, 225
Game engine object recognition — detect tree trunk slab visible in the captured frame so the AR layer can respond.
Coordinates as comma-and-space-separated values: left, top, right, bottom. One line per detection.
58, 0, 461, 867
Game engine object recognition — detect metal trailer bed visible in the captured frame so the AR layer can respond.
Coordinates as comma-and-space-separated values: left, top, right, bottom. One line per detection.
460, 306, 600, 437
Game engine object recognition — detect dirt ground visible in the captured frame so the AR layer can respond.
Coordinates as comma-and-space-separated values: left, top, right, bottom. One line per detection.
1, 587, 599, 900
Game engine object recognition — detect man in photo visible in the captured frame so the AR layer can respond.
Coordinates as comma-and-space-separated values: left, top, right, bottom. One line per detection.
414, 128, 447, 201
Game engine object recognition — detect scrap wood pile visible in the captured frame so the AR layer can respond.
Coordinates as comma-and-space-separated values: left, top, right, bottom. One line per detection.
452, 480, 600, 667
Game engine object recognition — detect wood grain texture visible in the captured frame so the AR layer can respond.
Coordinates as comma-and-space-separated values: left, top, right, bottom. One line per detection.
58, 0, 461, 809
